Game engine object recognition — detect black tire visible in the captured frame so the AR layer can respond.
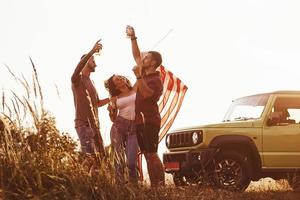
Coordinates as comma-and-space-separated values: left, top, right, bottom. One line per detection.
173, 172, 206, 186
287, 173, 300, 191
212, 150, 252, 191
173, 172, 188, 186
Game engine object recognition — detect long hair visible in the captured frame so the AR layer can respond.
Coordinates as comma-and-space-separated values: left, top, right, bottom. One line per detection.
104, 75, 133, 122
104, 75, 133, 97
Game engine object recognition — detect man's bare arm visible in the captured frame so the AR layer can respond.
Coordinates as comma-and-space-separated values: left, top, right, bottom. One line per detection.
131, 39, 142, 65
126, 26, 142, 65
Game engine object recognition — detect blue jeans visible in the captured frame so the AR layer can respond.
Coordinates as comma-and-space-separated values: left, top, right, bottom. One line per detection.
110, 116, 139, 183
76, 126, 97, 155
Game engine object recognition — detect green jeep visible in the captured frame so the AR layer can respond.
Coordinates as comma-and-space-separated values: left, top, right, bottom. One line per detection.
163, 91, 300, 190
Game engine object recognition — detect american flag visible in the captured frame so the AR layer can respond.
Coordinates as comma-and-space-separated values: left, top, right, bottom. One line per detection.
157, 65, 188, 143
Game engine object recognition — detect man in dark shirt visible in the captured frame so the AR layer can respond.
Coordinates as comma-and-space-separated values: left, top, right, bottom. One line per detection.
126, 26, 165, 187
71, 40, 110, 169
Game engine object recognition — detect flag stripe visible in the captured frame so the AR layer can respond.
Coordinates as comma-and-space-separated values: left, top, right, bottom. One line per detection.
159, 86, 187, 142
160, 87, 179, 128
158, 75, 172, 111
160, 81, 184, 130
157, 65, 188, 143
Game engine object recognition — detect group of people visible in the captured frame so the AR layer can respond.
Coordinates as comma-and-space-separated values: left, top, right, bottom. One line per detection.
71, 26, 165, 187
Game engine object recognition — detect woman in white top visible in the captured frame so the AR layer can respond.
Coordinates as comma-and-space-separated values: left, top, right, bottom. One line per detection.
105, 75, 138, 184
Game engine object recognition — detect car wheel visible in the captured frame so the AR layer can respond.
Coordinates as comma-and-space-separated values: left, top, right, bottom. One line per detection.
287, 173, 300, 191
212, 150, 251, 191
173, 172, 188, 186
173, 172, 206, 186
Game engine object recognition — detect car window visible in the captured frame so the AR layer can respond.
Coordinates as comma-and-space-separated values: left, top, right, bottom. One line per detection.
224, 94, 269, 122
271, 96, 300, 124
286, 109, 300, 123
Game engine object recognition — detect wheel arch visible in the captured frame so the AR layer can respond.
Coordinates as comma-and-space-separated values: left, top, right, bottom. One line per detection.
209, 135, 262, 180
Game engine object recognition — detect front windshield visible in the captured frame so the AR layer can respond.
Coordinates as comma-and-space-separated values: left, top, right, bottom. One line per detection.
223, 94, 270, 122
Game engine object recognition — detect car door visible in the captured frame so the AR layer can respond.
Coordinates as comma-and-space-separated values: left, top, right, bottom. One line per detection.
263, 94, 300, 168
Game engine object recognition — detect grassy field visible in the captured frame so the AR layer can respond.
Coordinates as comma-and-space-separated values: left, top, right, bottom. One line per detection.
0, 63, 299, 199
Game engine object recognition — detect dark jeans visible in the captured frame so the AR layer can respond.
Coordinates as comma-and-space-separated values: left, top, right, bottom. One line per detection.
110, 116, 139, 183
76, 126, 105, 156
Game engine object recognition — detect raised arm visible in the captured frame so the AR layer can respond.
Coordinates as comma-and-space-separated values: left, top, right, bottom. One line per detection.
126, 26, 142, 65
71, 40, 102, 83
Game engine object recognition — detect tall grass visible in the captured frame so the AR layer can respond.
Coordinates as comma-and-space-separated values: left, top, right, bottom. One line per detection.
0, 60, 299, 200
0, 61, 131, 200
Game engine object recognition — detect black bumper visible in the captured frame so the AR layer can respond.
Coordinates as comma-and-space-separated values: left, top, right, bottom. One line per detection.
163, 148, 216, 174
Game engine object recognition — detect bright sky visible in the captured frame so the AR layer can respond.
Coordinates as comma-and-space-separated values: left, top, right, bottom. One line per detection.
1, 0, 300, 150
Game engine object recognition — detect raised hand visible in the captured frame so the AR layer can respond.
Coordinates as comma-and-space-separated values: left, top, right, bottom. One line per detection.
126, 25, 136, 39
91, 39, 103, 54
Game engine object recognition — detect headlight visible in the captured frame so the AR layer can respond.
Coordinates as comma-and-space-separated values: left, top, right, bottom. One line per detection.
192, 132, 199, 144
166, 135, 170, 147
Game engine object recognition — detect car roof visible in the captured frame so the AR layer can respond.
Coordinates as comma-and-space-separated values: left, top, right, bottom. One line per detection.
234, 90, 300, 101
271, 90, 300, 94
